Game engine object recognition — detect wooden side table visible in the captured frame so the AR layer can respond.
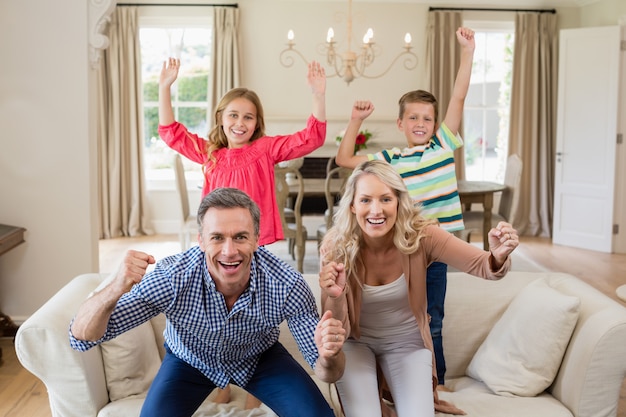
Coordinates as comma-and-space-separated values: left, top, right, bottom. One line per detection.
0, 224, 26, 361
457, 180, 507, 250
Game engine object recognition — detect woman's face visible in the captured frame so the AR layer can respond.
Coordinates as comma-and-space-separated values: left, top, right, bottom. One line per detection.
351, 173, 398, 239
220, 97, 258, 148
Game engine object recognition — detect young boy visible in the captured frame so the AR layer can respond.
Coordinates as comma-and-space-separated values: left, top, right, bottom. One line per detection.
335, 27, 475, 388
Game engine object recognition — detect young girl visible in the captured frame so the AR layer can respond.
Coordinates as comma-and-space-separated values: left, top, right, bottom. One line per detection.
158, 58, 327, 246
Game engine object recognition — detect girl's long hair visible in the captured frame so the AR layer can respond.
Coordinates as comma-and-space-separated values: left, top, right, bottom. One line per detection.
203, 88, 266, 172
321, 160, 436, 281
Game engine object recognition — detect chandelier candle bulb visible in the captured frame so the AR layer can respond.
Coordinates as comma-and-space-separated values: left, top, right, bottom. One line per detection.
278, 0, 418, 85
327, 28, 334, 43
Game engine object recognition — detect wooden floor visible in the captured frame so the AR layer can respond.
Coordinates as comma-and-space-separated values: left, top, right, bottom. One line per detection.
1, 234, 625, 417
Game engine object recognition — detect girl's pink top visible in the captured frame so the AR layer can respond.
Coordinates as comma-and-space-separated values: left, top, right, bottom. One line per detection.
158, 115, 326, 246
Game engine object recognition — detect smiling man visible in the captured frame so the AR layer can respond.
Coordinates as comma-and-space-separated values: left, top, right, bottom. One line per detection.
69, 187, 345, 417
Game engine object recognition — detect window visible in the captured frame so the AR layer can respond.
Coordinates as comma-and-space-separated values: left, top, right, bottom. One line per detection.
139, 8, 213, 185
463, 21, 514, 182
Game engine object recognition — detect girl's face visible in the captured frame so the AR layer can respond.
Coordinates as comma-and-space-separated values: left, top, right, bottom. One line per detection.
221, 97, 258, 148
351, 173, 398, 239
397, 101, 437, 147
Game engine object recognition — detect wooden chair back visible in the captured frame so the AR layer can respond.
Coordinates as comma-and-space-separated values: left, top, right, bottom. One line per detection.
274, 163, 307, 272
173, 154, 198, 250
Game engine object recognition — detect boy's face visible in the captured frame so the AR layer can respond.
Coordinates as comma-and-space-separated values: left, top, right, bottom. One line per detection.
397, 101, 437, 147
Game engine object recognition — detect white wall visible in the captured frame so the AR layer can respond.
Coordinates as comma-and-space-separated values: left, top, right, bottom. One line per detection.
581, 0, 626, 26
0, 0, 98, 321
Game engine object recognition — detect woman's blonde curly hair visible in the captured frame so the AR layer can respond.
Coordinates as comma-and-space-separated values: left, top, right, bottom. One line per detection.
321, 160, 436, 284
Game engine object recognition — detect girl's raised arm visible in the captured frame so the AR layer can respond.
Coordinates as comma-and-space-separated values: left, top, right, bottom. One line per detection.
307, 61, 327, 121
158, 57, 180, 126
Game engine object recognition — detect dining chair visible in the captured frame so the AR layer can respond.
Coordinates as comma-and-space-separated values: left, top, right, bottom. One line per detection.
316, 163, 352, 250
458, 154, 523, 242
274, 162, 307, 272
173, 154, 198, 251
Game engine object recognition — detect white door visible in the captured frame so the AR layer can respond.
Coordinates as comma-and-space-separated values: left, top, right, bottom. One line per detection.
553, 26, 620, 253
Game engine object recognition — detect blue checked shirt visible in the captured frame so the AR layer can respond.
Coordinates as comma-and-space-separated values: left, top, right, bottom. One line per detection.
69, 246, 321, 388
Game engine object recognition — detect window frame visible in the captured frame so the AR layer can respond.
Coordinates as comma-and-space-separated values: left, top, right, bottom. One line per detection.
462, 19, 515, 183
138, 7, 214, 190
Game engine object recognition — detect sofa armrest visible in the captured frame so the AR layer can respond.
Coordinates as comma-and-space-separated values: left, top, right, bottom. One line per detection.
15, 273, 110, 417
547, 273, 626, 417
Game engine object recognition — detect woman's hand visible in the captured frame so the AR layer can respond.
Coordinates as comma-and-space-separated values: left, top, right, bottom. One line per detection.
319, 261, 346, 298
314, 310, 345, 356
487, 221, 519, 268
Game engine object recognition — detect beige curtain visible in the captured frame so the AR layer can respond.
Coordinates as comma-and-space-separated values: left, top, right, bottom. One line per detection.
98, 6, 153, 238
208, 6, 241, 116
426, 11, 465, 180
508, 12, 558, 237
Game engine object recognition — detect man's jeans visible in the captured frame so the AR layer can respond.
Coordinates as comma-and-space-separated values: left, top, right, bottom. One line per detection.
141, 342, 335, 417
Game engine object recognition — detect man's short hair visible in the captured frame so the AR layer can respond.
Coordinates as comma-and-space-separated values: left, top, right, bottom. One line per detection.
197, 188, 261, 236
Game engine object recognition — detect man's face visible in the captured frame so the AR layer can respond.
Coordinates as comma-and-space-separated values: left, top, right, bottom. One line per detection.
198, 207, 259, 296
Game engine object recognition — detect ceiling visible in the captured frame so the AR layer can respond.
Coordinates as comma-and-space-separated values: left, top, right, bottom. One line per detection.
302, 0, 600, 8
419, 0, 596, 7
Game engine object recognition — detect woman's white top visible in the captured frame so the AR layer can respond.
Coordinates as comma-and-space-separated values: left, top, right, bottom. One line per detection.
359, 274, 424, 348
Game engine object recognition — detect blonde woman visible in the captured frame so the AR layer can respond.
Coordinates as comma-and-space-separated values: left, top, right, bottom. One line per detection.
319, 160, 519, 417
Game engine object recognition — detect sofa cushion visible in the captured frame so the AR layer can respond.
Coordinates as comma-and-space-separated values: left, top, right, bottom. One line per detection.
101, 320, 161, 402
436, 377, 574, 417
466, 278, 580, 397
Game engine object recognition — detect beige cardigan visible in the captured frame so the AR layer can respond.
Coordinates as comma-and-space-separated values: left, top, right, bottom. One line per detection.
321, 225, 511, 414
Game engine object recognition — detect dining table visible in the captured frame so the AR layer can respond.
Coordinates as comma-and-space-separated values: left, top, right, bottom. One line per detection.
295, 178, 345, 197
457, 180, 507, 250
288, 176, 506, 251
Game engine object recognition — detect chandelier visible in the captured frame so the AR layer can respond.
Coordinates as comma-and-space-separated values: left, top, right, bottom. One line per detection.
279, 0, 418, 85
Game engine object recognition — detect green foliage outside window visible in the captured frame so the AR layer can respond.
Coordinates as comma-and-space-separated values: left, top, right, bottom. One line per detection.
143, 72, 209, 170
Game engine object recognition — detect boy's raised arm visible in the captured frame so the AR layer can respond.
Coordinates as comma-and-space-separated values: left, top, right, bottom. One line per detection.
335, 101, 374, 169
442, 27, 475, 135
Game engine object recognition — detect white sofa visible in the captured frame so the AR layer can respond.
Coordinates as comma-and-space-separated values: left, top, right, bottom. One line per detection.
15, 271, 626, 417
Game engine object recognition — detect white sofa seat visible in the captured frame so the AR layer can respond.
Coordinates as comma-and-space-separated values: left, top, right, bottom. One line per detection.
15, 271, 626, 417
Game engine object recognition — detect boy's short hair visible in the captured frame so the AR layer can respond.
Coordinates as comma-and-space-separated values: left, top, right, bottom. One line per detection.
398, 90, 439, 123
